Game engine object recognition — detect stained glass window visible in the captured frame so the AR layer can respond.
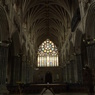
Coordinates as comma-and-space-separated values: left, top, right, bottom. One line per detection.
37, 39, 59, 67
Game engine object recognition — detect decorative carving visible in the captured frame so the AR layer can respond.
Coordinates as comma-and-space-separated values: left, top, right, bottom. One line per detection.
83, 0, 91, 12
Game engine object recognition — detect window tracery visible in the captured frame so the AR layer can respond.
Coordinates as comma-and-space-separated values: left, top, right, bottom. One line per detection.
37, 39, 59, 67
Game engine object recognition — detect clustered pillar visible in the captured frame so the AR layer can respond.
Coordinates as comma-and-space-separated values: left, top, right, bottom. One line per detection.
21, 55, 34, 84
13, 55, 22, 84
63, 54, 83, 83
21, 55, 27, 84
0, 45, 9, 94
87, 45, 95, 69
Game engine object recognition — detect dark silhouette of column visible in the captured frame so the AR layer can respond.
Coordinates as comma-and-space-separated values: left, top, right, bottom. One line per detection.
83, 65, 94, 95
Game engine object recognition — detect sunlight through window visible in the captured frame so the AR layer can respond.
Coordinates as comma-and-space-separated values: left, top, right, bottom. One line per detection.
37, 39, 59, 67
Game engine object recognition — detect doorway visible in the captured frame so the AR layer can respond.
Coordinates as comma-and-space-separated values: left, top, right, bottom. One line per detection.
45, 71, 52, 83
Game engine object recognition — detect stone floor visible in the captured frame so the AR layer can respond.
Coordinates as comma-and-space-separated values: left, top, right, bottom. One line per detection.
8, 88, 95, 95
39, 89, 88, 95
10, 89, 93, 95
9, 93, 91, 95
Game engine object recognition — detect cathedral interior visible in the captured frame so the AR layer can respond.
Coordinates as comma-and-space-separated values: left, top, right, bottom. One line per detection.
0, 0, 95, 95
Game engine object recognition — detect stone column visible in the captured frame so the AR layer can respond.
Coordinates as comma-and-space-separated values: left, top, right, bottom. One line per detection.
30, 55, 33, 83
28, 66, 33, 83
86, 44, 95, 84
66, 64, 70, 83
70, 60, 75, 83
87, 45, 95, 69
25, 56, 30, 83
65, 65, 68, 82
74, 59, 78, 83
74, 54, 83, 83
28, 55, 34, 83
63, 65, 65, 82
67, 63, 71, 83
26, 64, 30, 83
69, 63, 72, 83
76, 54, 83, 83
0, 45, 9, 94
27, 61, 31, 83
63, 66, 66, 82
21, 55, 27, 84
13, 55, 21, 85
66, 63, 73, 83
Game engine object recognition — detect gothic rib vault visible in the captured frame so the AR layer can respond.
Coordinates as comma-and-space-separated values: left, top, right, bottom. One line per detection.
13, 0, 79, 49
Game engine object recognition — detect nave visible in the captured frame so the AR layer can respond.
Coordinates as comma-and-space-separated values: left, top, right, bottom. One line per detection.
0, 0, 95, 95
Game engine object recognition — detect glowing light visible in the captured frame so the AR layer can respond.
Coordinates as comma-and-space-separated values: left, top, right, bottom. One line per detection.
37, 39, 59, 67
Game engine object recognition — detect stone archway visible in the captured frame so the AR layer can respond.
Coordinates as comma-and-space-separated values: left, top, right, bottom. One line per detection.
0, 6, 9, 41
85, 2, 95, 40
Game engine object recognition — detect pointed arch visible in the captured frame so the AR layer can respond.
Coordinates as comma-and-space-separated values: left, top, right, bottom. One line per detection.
85, 2, 95, 40
0, 5, 9, 41
37, 39, 59, 67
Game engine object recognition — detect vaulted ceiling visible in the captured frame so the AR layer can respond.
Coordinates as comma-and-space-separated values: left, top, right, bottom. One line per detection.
15, 0, 79, 48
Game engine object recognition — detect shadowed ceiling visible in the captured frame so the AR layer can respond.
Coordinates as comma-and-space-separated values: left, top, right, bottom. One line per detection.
14, 0, 79, 48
